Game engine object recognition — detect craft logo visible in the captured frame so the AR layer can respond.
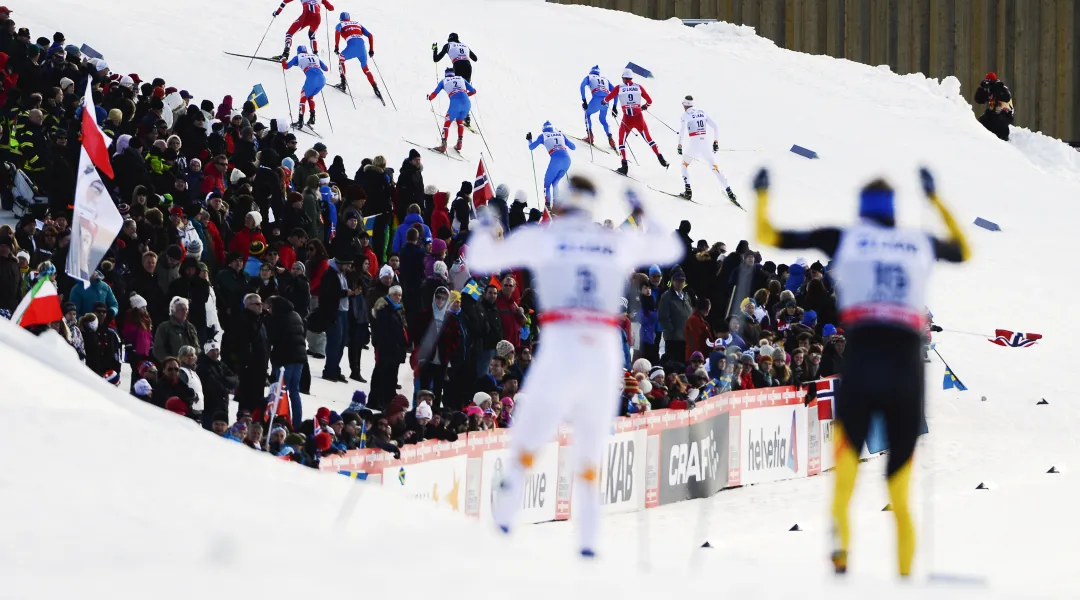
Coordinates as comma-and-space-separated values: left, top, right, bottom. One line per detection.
668, 430, 720, 486
747, 410, 798, 472
600, 438, 635, 505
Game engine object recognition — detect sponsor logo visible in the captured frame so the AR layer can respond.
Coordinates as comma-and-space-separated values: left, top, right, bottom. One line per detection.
747, 410, 798, 472
491, 456, 548, 511
668, 430, 720, 486
600, 439, 635, 505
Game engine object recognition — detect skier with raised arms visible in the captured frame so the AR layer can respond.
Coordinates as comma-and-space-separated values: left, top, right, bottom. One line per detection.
282, 46, 329, 128
579, 66, 616, 150
427, 67, 476, 153
272, 0, 335, 61
526, 121, 576, 209
333, 12, 382, 102
472, 176, 684, 559
754, 166, 970, 578
432, 33, 478, 127
604, 68, 668, 175
677, 95, 738, 206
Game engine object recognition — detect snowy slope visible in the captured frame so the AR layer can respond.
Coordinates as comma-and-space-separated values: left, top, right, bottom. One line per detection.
11, 0, 1080, 595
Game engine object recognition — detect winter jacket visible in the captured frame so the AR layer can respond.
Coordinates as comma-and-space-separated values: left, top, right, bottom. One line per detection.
308, 262, 348, 333
430, 192, 451, 237
127, 268, 170, 325
684, 311, 714, 362
121, 313, 154, 360
358, 164, 394, 217
301, 188, 324, 242
166, 274, 211, 333
396, 159, 425, 221
228, 227, 267, 262
658, 289, 693, 343
449, 193, 475, 234
0, 254, 18, 313
213, 266, 250, 324
197, 353, 238, 415
819, 340, 843, 378
226, 309, 270, 381
68, 280, 119, 319
371, 295, 408, 364
279, 273, 311, 320
265, 296, 308, 366
391, 213, 433, 253
637, 290, 659, 345
494, 294, 525, 349
149, 374, 196, 409
153, 318, 199, 364
423, 239, 447, 278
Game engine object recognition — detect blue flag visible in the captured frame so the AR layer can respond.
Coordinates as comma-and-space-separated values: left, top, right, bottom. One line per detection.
942, 364, 968, 391
362, 215, 376, 237
248, 84, 270, 109
462, 278, 482, 301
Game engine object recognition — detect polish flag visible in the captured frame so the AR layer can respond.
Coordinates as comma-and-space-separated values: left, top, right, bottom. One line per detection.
472, 157, 494, 208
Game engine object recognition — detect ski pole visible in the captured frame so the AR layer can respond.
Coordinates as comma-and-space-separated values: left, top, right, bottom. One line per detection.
371, 58, 397, 111
341, 70, 357, 111
473, 119, 495, 162
626, 132, 640, 166
429, 101, 450, 159
324, 16, 331, 62
528, 146, 541, 209
281, 65, 293, 123
320, 91, 334, 133
248, 15, 276, 70
644, 110, 678, 134
583, 106, 594, 163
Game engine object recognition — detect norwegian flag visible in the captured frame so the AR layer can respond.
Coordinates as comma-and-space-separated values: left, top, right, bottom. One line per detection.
472, 157, 494, 208
989, 329, 1042, 348
814, 378, 837, 420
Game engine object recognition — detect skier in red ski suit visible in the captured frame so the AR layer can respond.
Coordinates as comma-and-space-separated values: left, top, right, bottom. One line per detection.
273, 0, 334, 59
604, 68, 668, 175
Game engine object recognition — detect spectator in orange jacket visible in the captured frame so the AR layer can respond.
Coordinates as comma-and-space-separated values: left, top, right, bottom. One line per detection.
684, 297, 714, 362
201, 154, 228, 197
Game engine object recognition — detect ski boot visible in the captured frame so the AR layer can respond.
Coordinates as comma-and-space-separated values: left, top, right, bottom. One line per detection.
307, 110, 316, 127
372, 84, 383, 101
585, 131, 594, 144
454, 138, 463, 152
831, 550, 848, 575
616, 159, 629, 176
657, 153, 669, 168
464, 113, 472, 128
334, 75, 348, 91
272, 44, 290, 62
293, 112, 305, 129
607, 134, 616, 150
726, 187, 741, 206
679, 185, 692, 200
433, 138, 448, 153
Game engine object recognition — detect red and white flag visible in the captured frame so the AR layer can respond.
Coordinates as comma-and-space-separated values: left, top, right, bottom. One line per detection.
988, 329, 1042, 348
68, 77, 123, 285
11, 277, 62, 328
539, 207, 552, 225
472, 157, 494, 208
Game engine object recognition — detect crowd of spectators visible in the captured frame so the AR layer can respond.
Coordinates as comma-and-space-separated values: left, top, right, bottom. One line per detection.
0, 13, 845, 468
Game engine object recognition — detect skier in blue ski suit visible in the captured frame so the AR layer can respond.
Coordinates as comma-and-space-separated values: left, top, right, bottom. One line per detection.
428, 67, 476, 152
579, 65, 617, 149
333, 12, 382, 100
282, 46, 329, 128
526, 122, 576, 209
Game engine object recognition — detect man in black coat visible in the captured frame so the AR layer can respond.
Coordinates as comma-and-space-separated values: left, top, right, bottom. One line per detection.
253, 148, 284, 220
265, 295, 308, 427
227, 293, 270, 416
167, 256, 212, 341
475, 284, 504, 379
196, 341, 238, 431
369, 285, 408, 411
126, 251, 169, 326
315, 257, 354, 383
713, 239, 749, 324
396, 150, 425, 223
0, 235, 20, 313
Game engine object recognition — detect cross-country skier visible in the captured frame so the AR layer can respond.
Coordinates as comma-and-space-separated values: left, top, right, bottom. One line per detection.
604, 68, 667, 175
526, 121, 576, 209
677, 95, 738, 206
471, 176, 683, 559
282, 46, 329, 128
579, 66, 616, 150
332, 12, 381, 101
427, 67, 476, 153
272, 0, 335, 60
754, 167, 970, 578
432, 33, 477, 127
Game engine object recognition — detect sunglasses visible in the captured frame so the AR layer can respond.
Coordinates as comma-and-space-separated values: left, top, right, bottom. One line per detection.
164, 367, 179, 372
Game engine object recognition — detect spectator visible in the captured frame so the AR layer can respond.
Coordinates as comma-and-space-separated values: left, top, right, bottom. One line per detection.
167, 256, 211, 340
153, 297, 199, 364
495, 275, 525, 349
819, 334, 845, 378
475, 284, 503, 379
658, 268, 692, 363
197, 340, 237, 431
265, 295, 307, 428
370, 285, 408, 411
67, 269, 118, 319
973, 71, 1013, 141
391, 204, 433, 254
438, 291, 470, 410
177, 345, 204, 411
684, 297, 714, 362
315, 256, 353, 383
151, 356, 196, 409
154, 244, 184, 296
228, 293, 269, 417
396, 149, 425, 223
229, 211, 267, 262
449, 181, 475, 234
358, 155, 394, 261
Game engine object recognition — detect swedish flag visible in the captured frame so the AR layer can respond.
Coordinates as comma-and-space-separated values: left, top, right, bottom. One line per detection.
362, 215, 376, 237
247, 84, 270, 110
942, 365, 968, 391
462, 278, 482, 301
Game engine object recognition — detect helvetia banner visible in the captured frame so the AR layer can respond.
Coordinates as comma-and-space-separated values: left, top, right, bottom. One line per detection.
740, 404, 809, 485
658, 413, 730, 505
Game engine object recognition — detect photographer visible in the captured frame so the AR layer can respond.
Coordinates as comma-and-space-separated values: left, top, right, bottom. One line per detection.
973, 71, 1013, 141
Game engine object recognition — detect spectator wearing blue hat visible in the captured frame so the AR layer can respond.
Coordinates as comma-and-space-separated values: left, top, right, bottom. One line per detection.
802, 309, 818, 329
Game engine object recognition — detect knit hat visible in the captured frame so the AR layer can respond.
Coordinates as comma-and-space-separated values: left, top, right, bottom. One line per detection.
690, 351, 704, 363
249, 241, 266, 256
328, 411, 342, 425
649, 366, 665, 381
408, 148, 421, 160
133, 378, 153, 397
433, 261, 448, 278
472, 391, 491, 407
378, 264, 394, 279
203, 340, 220, 354
129, 294, 147, 310
16, 250, 29, 263
315, 407, 331, 424
59, 77, 74, 90
138, 361, 157, 377
648, 265, 661, 277
495, 340, 515, 359
347, 391, 367, 413
424, 184, 437, 195
246, 210, 263, 228
230, 169, 245, 185
165, 397, 189, 416
314, 431, 333, 451
631, 358, 651, 375
822, 324, 837, 338
388, 395, 410, 417
466, 406, 483, 418
623, 372, 639, 395
416, 402, 433, 420
671, 268, 686, 281
802, 310, 818, 326
103, 370, 120, 385
284, 433, 305, 447
772, 347, 787, 363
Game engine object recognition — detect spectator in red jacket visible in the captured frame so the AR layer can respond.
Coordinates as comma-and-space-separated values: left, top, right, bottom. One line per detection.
201, 154, 228, 197
228, 211, 267, 261
495, 274, 525, 348
684, 297, 714, 362
430, 191, 452, 239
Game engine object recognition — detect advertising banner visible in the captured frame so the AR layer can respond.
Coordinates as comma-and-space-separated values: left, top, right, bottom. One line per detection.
575, 429, 647, 514
477, 441, 560, 525
740, 404, 809, 486
657, 413, 729, 505
382, 454, 469, 514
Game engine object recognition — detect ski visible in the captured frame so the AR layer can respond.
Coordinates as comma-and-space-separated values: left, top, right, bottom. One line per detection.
329, 83, 354, 98
646, 185, 706, 205
223, 51, 282, 64
403, 139, 465, 161
567, 135, 612, 155
291, 123, 323, 138
602, 166, 647, 184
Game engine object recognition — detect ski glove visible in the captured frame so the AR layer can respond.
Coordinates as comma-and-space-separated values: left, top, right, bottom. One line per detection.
677, 144, 682, 155
930, 325, 944, 332
581, 100, 588, 110
273, 9, 281, 16
641, 104, 649, 111
525, 132, 532, 141
712, 141, 719, 152
324, 1, 334, 10
334, 47, 340, 55
281, 60, 288, 69
368, 49, 374, 57
919, 166, 936, 196
431, 43, 438, 52
611, 106, 618, 118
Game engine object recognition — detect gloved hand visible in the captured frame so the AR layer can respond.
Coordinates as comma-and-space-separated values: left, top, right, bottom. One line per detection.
368, 49, 374, 58
581, 100, 588, 110
324, 1, 334, 10
712, 141, 719, 153
676, 144, 682, 155
431, 42, 438, 52
919, 166, 936, 196
525, 132, 532, 141
281, 60, 288, 69
333, 47, 340, 55
641, 104, 649, 111
611, 105, 617, 118
272, 9, 281, 16
753, 168, 769, 190
930, 325, 944, 332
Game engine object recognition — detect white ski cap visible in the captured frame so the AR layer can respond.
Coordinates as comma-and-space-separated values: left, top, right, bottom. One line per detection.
682, 95, 694, 107
621, 68, 634, 79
